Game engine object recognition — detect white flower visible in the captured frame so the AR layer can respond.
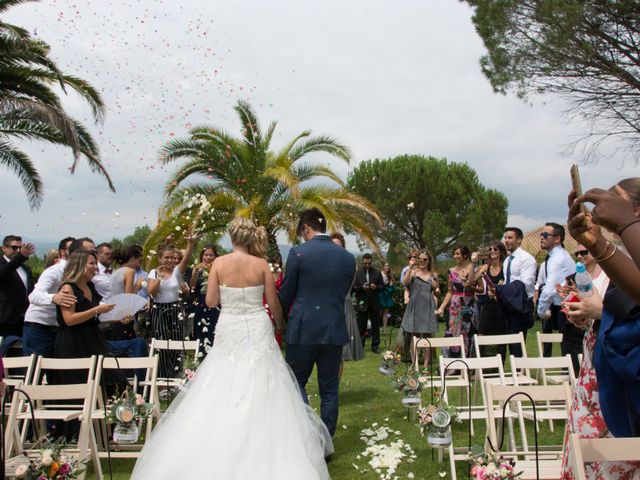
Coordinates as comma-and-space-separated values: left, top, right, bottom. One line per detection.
407, 202, 415, 209
175, 226, 182, 231
15, 465, 27, 479
408, 474, 415, 479
41, 453, 54, 466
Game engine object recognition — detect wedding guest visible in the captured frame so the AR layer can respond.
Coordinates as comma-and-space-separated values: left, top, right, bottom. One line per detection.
23, 237, 94, 358
400, 250, 420, 305
57, 237, 74, 262
352, 253, 385, 353
55, 250, 115, 383
401, 250, 439, 370
147, 234, 197, 378
567, 178, 640, 439
0, 235, 35, 338
436, 245, 476, 357
102, 246, 148, 377
379, 263, 395, 329
471, 241, 507, 358
93, 242, 113, 299
330, 233, 364, 364
44, 249, 61, 269
189, 244, 220, 357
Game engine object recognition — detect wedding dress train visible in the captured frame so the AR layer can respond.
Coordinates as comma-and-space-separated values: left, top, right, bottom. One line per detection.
131, 285, 332, 479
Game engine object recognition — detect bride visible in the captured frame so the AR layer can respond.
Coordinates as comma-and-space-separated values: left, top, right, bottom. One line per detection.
130, 217, 333, 479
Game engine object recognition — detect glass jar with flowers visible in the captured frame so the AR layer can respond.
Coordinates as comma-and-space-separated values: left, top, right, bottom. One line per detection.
106, 386, 154, 444
379, 350, 401, 375
417, 389, 460, 448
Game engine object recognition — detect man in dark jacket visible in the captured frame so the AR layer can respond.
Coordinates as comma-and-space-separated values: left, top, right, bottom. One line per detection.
353, 253, 385, 353
0, 235, 35, 337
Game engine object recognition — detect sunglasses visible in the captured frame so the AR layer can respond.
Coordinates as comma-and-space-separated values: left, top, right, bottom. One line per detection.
575, 249, 590, 257
418, 257, 429, 261
5, 245, 21, 251
488, 247, 500, 252
540, 232, 559, 239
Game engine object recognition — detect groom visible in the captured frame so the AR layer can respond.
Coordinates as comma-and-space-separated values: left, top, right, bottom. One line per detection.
279, 208, 356, 437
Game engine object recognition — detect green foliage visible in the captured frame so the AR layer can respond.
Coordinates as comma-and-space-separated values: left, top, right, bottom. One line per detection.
463, 0, 640, 156
151, 99, 382, 264
0, 0, 113, 208
110, 225, 152, 250
347, 155, 508, 261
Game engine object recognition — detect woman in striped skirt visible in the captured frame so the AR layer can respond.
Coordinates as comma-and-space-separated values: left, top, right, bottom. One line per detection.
147, 237, 197, 378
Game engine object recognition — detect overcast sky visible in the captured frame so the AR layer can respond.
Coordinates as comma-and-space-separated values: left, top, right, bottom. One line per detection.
2, 0, 636, 249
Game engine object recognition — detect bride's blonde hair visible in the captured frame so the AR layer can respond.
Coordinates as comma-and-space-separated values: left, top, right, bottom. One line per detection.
228, 217, 267, 259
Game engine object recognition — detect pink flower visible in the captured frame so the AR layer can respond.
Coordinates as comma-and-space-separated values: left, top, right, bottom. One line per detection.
135, 394, 145, 406
59, 463, 71, 475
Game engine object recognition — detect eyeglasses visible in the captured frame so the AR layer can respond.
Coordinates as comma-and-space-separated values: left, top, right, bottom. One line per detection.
6, 245, 20, 251
488, 247, 499, 252
575, 249, 590, 257
540, 232, 560, 239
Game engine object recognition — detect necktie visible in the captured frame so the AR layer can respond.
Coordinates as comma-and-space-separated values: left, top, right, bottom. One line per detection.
506, 255, 514, 284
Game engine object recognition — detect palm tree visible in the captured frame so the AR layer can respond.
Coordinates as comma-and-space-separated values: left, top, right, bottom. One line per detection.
148, 99, 382, 264
0, 0, 114, 209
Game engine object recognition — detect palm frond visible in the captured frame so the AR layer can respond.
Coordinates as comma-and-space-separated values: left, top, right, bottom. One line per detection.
287, 135, 352, 163
0, 140, 43, 209
234, 99, 262, 149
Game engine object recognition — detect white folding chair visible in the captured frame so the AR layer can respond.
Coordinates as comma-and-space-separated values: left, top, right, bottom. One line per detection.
438, 355, 517, 480
413, 336, 468, 404
93, 355, 160, 459
149, 338, 199, 405
510, 354, 575, 439
485, 383, 573, 480
567, 434, 640, 480
536, 332, 563, 358
4, 381, 97, 480
473, 333, 537, 386
2, 354, 36, 388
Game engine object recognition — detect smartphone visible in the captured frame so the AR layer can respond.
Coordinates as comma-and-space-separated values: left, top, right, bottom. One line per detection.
570, 164, 587, 215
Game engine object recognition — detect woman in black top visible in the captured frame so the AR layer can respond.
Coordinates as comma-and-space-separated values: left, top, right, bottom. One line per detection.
472, 241, 507, 358
56, 250, 115, 383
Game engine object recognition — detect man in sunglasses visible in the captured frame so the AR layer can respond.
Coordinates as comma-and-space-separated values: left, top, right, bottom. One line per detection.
0, 235, 35, 338
536, 223, 578, 368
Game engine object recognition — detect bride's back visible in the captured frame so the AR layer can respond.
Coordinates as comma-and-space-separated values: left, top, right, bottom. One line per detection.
213, 251, 266, 288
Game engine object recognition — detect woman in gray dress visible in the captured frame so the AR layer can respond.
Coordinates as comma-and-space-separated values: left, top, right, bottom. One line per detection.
330, 233, 365, 364
401, 250, 439, 370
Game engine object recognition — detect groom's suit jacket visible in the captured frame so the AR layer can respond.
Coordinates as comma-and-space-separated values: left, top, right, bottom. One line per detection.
279, 235, 356, 346
0, 253, 34, 328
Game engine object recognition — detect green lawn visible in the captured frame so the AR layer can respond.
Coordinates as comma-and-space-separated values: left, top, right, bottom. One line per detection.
88, 322, 565, 479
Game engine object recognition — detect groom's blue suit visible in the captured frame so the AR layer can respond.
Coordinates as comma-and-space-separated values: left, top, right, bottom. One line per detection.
279, 234, 356, 436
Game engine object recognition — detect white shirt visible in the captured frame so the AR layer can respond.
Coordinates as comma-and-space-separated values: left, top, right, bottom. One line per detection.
503, 247, 537, 299
25, 259, 67, 326
148, 266, 183, 303
4, 255, 28, 289
536, 246, 576, 316
93, 262, 112, 299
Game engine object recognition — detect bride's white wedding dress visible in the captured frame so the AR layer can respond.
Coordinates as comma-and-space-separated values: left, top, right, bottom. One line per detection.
131, 285, 332, 479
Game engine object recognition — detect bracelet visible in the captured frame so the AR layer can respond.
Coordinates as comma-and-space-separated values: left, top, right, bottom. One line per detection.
618, 219, 640, 236
592, 241, 617, 263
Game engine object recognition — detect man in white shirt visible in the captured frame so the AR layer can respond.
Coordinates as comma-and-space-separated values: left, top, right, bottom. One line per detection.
536, 223, 579, 369
93, 242, 114, 299
502, 227, 537, 356
23, 237, 94, 357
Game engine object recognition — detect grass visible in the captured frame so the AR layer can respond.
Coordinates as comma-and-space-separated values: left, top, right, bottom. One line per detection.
88, 322, 565, 479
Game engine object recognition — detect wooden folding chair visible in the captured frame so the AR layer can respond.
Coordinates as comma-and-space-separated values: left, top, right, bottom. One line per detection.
2, 354, 36, 388
438, 355, 517, 480
4, 381, 97, 480
510, 354, 575, 439
485, 383, 573, 480
567, 434, 640, 480
413, 336, 468, 404
536, 332, 563, 358
92, 355, 160, 459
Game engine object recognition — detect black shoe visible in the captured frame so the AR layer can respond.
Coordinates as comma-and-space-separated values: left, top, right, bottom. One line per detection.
372, 347, 380, 354
324, 454, 333, 463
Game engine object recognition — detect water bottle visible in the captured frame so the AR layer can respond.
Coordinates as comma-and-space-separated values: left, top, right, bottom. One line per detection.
574, 262, 593, 298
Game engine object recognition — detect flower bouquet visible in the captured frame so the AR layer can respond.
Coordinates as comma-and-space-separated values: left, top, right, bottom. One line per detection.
106, 386, 153, 444
180, 355, 201, 389
15, 437, 84, 479
393, 370, 425, 406
469, 450, 522, 479
417, 389, 460, 448
379, 350, 401, 376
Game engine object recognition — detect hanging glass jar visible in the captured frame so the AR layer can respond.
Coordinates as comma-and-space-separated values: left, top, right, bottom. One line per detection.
427, 408, 452, 448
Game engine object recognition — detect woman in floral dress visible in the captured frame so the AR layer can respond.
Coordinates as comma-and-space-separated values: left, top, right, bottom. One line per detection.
436, 245, 476, 357
560, 246, 639, 479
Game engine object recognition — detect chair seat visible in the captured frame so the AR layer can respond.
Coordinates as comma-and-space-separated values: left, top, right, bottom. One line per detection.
457, 407, 519, 420
485, 375, 537, 386
18, 409, 82, 421
521, 409, 568, 421
509, 458, 562, 479
544, 374, 570, 384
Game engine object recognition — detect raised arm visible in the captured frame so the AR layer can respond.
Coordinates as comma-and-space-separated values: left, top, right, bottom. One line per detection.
177, 236, 198, 276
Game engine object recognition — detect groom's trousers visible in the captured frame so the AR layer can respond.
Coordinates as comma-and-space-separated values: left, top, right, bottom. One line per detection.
286, 344, 342, 437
